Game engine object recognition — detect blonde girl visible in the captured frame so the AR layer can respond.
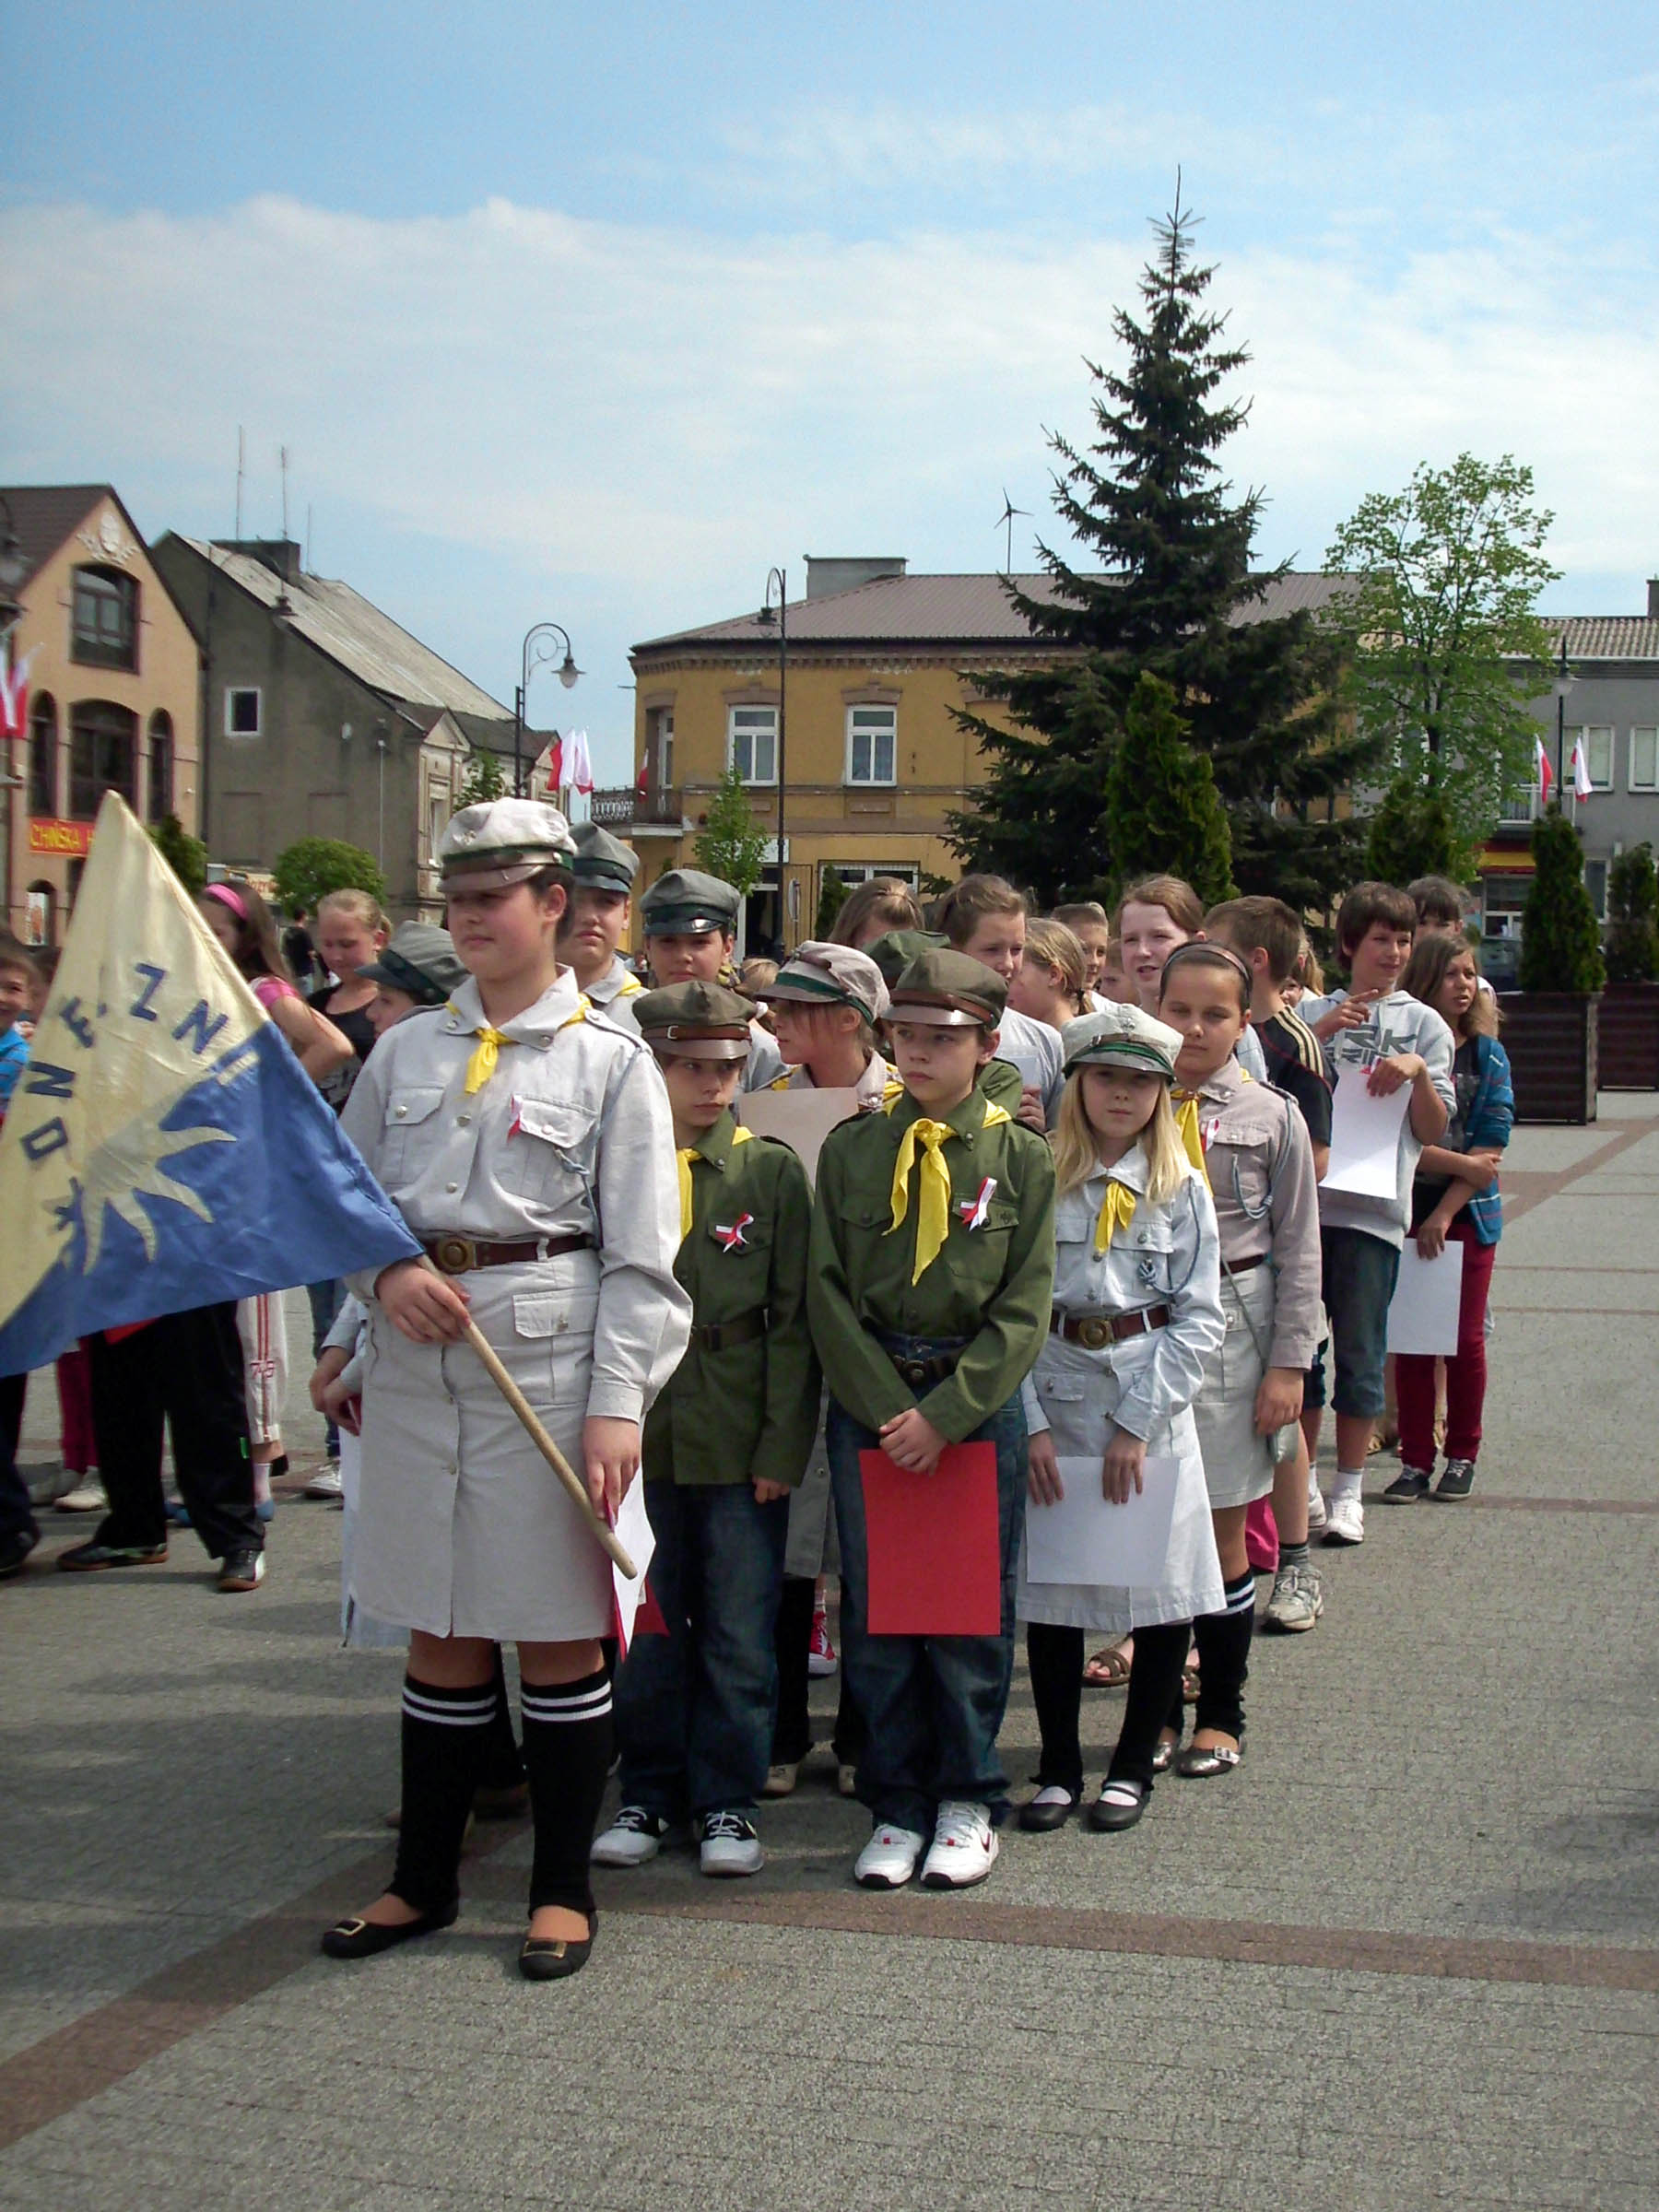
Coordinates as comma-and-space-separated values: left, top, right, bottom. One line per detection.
1009, 918, 1088, 1029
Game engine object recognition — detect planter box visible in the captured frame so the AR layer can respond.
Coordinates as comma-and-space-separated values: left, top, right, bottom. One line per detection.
1496, 992, 1600, 1124
1596, 980, 1659, 1090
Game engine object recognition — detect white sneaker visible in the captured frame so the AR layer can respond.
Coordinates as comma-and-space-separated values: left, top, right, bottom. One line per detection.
920, 1801, 998, 1890
56, 1477, 108, 1513
853, 1822, 927, 1888
590, 1806, 672, 1867
698, 1809, 764, 1877
1306, 1487, 1329, 1538
303, 1462, 344, 1500
1324, 1495, 1364, 1547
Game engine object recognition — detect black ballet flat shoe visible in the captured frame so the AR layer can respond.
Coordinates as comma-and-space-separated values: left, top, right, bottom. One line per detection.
519, 1910, 598, 1982
1087, 1780, 1149, 1832
320, 1895, 458, 1959
1175, 1741, 1243, 1780
1018, 1788, 1078, 1833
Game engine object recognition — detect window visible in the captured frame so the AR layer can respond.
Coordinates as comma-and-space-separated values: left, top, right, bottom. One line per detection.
1630, 727, 1658, 792
70, 566, 138, 670
226, 688, 262, 737
28, 693, 57, 817
25, 883, 54, 948
1570, 725, 1614, 790
648, 704, 675, 789
825, 862, 920, 888
147, 711, 173, 822
1497, 780, 1540, 824
69, 701, 137, 818
728, 705, 777, 785
846, 704, 897, 785
1583, 860, 1608, 921
1482, 873, 1532, 930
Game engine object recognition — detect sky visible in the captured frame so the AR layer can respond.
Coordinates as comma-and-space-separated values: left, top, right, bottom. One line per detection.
3, 2, 1655, 788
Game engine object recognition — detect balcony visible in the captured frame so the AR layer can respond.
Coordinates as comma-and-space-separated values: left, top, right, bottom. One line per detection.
590, 785, 684, 832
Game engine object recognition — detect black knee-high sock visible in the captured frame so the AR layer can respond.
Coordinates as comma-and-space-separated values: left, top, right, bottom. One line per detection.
1025, 1622, 1086, 1795
520, 1669, 614, 1917
390, 1674, 497, 1912
1192, 1571, 1255, 1741
478, 1644, 525, 1791
1110, 1621, 1191, 1790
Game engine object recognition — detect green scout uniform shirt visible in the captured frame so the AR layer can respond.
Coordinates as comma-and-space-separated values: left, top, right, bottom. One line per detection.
807, 1085, 1057, 1443
643, 1110, 819, 1488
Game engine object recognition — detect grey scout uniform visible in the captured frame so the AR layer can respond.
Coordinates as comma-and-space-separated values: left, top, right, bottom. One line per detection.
1017, 1154, 1226, 1636
1184, 1060, 1323, 1509
582, 954, 645, 1035
339, 969, 692, 1642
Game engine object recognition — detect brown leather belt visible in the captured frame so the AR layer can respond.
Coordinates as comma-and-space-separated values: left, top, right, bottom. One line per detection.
1224, 1252, 1267, 1275
1051, 1304, 1171, 1349
689, 1310, 769, 1352
423, 1232, 595, 1276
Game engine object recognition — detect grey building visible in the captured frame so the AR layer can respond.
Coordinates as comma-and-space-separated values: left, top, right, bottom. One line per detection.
1485, 583, 1659, 933
149, 535, 518, 917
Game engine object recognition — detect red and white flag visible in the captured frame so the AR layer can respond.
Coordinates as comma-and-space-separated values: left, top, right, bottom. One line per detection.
563, 729, 594, 795
0, 644, 35, 740
1535, 733, 1554, 806
1570, 737, 1594, 801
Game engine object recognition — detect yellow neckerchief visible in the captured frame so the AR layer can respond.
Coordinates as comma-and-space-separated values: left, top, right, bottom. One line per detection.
615, 971, 643, 995
1094, 1177, 1139, 1254
677, 1123, 753, 1241
1171, 1063, 1251, 1182
884, 1095, 1012, 1285
452, 993, 590, 1094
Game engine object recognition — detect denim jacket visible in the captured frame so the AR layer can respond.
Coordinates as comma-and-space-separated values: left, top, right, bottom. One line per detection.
1417, 1033, 1513, 1246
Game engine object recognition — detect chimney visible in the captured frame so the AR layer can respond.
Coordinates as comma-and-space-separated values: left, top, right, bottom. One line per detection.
805, 555, 907, 601
223, 537, 304, 586
1648, 578, 1659, 620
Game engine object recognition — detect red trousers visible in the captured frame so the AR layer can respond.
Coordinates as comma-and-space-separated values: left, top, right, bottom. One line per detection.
55, 1344, 96, 1475
1395, 1220, 1498, 1466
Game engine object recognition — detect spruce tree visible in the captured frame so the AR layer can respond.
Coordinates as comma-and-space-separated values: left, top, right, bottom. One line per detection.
1604, 842, 1659, 983
947, 188, 1377, 911
1101, 674, 1233, 903
1364, 778, 1464, 888
1518, 807, 1605, 994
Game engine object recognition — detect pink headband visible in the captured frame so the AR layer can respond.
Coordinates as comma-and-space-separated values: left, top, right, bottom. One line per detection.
204, 883, 249, 922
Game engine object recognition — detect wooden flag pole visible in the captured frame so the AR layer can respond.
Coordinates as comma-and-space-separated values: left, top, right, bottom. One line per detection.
419, 1258, 637, 1579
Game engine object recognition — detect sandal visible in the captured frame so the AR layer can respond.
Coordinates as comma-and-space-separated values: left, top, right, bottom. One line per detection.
1181, 1664, 1201, 1705
1082, 1638, 1133, 1688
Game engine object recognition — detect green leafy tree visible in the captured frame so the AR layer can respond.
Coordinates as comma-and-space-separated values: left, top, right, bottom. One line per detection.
947, 189, 1374, 911
1324, 454, 1559, 857
815, 868, 852, 938
458, 746, 507, 806
1604, 841, 1659, 983
1363, 777, 1465, 887
1519, 808, 1605, 994
694, 765, 769, 897
273, 837, 387, 917
148, 813, 208, 899
1100, 674, 1233, 904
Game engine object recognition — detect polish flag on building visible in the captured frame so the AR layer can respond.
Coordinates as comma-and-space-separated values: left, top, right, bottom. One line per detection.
0, 644, 35, 740
1570, 737, 1595, 801
1535, 733, 1554, 806
543, 729, 594, 795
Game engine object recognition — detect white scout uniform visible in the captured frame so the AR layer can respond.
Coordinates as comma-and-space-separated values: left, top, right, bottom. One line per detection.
582, 954, 645, 1035
1017, 1150, 1226, 1634
340, 969, 692, 1641
1184, 1059, 1323, 1510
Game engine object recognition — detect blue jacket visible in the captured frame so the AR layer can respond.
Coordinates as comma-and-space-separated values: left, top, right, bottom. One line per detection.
1454, 1033, 1514, 1245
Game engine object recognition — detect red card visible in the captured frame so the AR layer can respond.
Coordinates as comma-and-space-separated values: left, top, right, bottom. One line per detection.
860, 1442, 1001, 1636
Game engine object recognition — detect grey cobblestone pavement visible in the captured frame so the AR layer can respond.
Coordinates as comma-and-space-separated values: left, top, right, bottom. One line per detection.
2, 1100, 1655, 2208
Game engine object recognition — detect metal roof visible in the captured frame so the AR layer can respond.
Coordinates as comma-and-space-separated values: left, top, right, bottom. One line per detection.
175, 537, 512, 718
633, 569, 1359, 653
1547, 618, 1659, 662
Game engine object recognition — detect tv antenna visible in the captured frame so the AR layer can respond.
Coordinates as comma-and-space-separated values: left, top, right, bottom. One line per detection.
994, 488, 1030, 574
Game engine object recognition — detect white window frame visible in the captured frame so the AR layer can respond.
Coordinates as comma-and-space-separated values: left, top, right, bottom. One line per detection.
845, 704, 897, 786
825, 862, 920, 888
727, 705, 778, 786
1570, 724, 1615, 791
1629, 727, 1658, 792
1497, 783, 1540, 824
225, 687, 262, 739
650, 704, 675, 789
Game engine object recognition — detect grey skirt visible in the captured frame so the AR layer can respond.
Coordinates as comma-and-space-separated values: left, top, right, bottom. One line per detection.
1192, 1265, 1277, 1510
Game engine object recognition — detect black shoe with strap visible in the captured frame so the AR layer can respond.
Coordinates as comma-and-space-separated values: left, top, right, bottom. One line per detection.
322, 1894, 459, 1959
520, 1910, 597, 1982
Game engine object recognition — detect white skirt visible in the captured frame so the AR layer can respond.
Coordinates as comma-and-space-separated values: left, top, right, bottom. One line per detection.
353, 1255, 612, 1642
1192, 1266, 1277, 1510
1016, 1333, 1223, 1635
339, 1427, 405, 1651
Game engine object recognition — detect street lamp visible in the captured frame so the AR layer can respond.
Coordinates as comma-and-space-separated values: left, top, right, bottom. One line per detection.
1551, 636, 1574, 807
756, 568, 787, 953
514, 621, 581, 797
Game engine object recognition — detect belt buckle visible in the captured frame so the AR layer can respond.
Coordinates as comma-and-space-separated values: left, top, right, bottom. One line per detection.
432, 1235, 477, 1276
899, 1358, 929, 1389
1077, 1316, 1112, 1351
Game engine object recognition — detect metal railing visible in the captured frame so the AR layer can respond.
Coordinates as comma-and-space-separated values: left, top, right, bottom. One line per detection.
591, 785, 682, 827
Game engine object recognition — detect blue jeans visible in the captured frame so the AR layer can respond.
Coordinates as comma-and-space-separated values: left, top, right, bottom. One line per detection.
614, 1479, 789, 1821
1304, 1226, 1399, 1418
828, 1368, 1028, 1836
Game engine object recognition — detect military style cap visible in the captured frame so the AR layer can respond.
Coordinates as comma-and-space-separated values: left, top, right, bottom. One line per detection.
359, 923, 468, 1006
639, 867, 740, 937
1061, 1001, 1183, 1080
862, 928, 947, 989
571, 819, 640, 892
888, 947, 1006, 1030
634, 979, 754, 1062
767, 940, 889, 1025
438, 798, 575, 887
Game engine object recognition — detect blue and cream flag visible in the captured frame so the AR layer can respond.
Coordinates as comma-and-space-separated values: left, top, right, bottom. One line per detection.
0, 794, 420, 1376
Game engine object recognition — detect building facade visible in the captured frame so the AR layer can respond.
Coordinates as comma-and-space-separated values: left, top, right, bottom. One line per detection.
2, 486, 201, 946
149, 535, 518, 920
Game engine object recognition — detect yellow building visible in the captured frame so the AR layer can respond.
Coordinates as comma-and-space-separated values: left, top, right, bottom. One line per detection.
2, 486, 202, 947
615, 558, 1343, 953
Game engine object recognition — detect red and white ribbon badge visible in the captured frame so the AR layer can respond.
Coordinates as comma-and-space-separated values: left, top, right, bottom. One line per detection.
959, 1176, 997, 1230
712, 1212, 754, 1253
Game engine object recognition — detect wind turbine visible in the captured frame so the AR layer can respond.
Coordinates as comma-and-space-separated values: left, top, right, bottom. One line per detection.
994, 488, 1030, 575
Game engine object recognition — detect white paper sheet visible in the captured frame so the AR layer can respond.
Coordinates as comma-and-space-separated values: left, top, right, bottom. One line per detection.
1024, 1455, 1181, 1587
610, 1477, 658, 1655
1322, 1077, 1410, 1198
735, 1086, 864, 1186
1385, 1241, 1466, 1356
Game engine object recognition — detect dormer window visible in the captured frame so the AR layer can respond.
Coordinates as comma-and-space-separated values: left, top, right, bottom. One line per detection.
71, 565, 138, 670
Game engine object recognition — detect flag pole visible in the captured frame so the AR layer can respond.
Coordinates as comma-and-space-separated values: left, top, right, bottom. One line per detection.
418, 1258, 637, 1578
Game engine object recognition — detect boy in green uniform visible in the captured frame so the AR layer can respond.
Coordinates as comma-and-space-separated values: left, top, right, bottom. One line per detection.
807, 948, 1057, 1890
592, 981, 818, 1878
